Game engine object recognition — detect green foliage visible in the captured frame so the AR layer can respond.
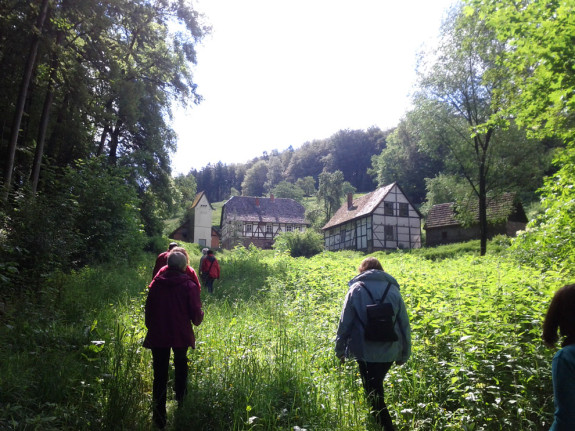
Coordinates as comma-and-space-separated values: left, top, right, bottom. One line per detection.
0, 261, 151, 430
272, 229, 324, 258
414, 4, 552, 254
317, 170, 346, 222
0, 159, 145, 291
173, 173, 198, 215
63, 159, 145, 265
510, 147, 575, 277
419, 173, 473, 216
369, 112, 443, 205
0, 248, 568, 430
271, 180, 305, 202
468, 0, 575, 278
471, 0, 575, 143
295, 176, 316, 196
241, 160, 268, 196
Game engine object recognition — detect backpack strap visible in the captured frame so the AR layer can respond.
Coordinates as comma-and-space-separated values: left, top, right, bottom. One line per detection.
360, 281, 392, 305
207, 259, 215, 277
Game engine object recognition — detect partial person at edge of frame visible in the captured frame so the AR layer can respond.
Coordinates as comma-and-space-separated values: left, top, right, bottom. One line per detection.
543, 284, 575, 431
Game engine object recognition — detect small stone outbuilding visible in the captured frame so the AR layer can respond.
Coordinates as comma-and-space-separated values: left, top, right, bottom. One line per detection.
424, 192, 528, 246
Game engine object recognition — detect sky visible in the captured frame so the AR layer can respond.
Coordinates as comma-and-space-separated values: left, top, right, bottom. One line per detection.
171, 0, 455, 175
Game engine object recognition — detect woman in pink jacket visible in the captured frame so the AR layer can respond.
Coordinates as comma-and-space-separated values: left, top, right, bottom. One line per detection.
143, 251, 204, 429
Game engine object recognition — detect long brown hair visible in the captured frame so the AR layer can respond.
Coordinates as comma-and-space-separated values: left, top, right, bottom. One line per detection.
542, 284, 575, 348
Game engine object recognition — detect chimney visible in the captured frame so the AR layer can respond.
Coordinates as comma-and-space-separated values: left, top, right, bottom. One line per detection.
347, 192, 353, 209
270, 193, 274, 202
255, 197, 260, 207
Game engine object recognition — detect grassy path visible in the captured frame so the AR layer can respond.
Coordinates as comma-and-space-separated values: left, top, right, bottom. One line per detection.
0, 247, 565, 430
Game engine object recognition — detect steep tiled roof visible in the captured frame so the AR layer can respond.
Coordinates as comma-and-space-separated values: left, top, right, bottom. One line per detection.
425, 192, 526, 229
222, 196, 307, 224
322, 183, 396, 230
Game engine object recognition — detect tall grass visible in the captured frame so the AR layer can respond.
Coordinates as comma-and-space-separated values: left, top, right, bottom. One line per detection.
0, 244, 566, 430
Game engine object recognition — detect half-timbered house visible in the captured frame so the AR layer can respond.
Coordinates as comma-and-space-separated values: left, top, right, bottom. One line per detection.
322, 183, 422, 252
220, 195, 308, 249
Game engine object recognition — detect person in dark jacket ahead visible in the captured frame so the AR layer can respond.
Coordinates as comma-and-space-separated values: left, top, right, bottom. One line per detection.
144, 251, 204, 429
335, 257, 411, 431
152, 242, 178, 278
200, 249, 220, 294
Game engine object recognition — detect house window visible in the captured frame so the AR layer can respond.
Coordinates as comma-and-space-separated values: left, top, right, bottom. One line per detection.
384, 202, 394, 216
198, 239, 206, 246
266, 224, 273, 234
384, 225, 395, 240
399, 202, 409, 217
245, 224, 252, 235
286, 225, 293, 232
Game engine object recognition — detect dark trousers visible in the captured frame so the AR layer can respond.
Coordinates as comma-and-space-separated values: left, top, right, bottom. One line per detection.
151, 347, 188, 428
205, 277, 215, 293
357, 361, 394, 430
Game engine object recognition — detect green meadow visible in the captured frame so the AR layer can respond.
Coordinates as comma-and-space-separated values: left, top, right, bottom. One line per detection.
0, 244, 564, 430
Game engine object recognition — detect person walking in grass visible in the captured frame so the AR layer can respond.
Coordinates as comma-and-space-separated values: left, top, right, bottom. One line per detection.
200, 249, 220, 294
199, 248, 209, 284
152, 242, 179, 278
152, 246, 201, 291
335, 257, 411, 431
144, 251, 204, 429
543, 284, 575, 431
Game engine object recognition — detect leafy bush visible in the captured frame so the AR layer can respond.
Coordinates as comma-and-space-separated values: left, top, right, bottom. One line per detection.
510, 146, 575, 277
273, 229, 324, 258
0, 158, 145, 291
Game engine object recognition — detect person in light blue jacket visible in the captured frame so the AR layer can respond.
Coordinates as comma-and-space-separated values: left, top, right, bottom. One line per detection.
335, 257, 411, 431
543, 284, 575, 431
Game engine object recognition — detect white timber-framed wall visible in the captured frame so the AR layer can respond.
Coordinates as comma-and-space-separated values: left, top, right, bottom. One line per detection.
193, 193, 213, 247
323, 183, 422, 252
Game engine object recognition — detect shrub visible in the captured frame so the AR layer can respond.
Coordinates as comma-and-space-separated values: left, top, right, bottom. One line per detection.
273, 229, 324, 258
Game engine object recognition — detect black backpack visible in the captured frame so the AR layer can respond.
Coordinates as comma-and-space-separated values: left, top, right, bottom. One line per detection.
358, 281, 399, 343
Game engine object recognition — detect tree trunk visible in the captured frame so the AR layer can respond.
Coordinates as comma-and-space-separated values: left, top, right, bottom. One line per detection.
30, 83, 55, 194
2, 0, 50, 201
478, 163, 487, 256
478, 129, 493, 257
30, 31, 63, 194
97, 125, 110, 156
108, 120, 122, 165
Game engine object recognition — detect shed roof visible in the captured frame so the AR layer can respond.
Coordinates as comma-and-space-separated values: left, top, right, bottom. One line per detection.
222, 196, 307, 225
424, 192, 527, 229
